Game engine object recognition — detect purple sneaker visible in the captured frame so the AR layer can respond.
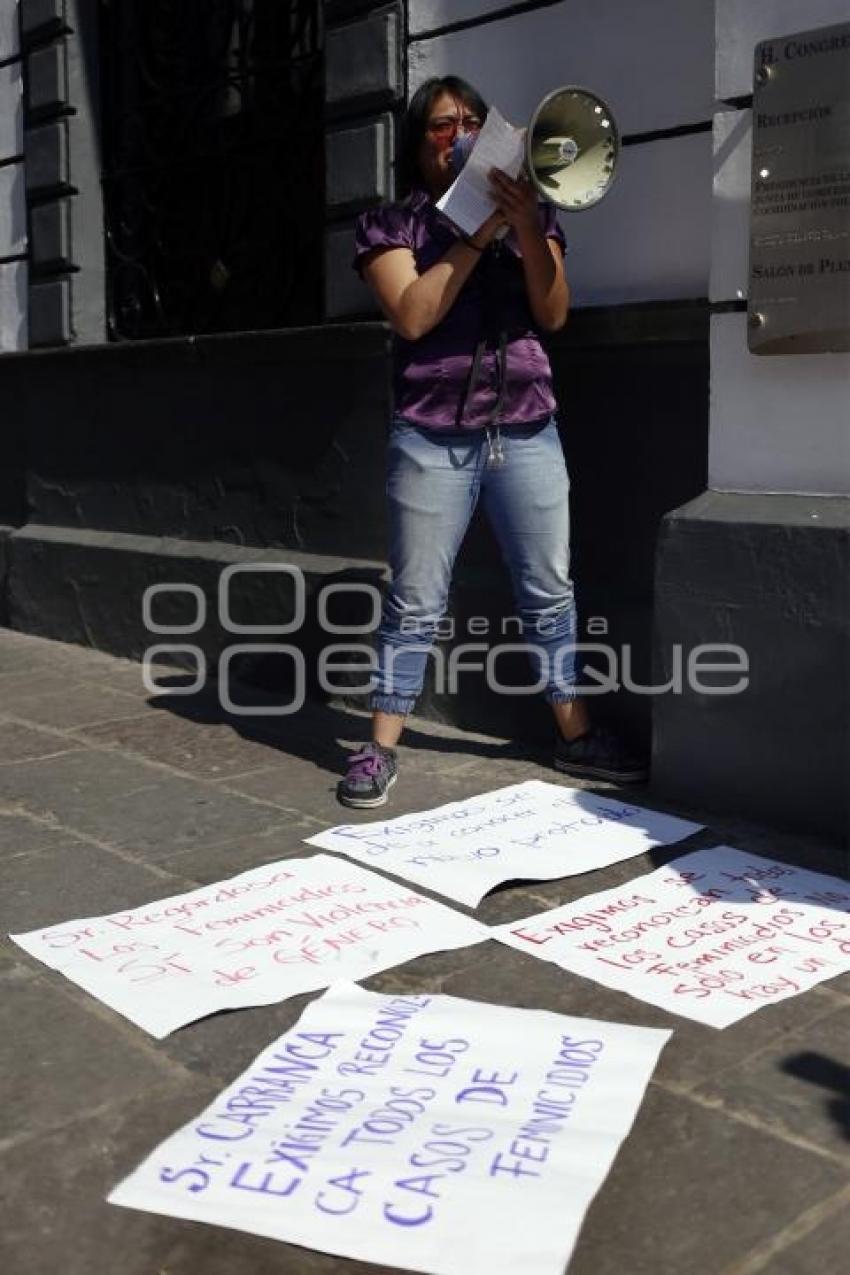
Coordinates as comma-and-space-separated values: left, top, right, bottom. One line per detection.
337, 742, 398, 809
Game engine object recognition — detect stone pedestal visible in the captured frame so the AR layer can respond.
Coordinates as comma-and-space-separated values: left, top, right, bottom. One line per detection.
653, 490, 850, 843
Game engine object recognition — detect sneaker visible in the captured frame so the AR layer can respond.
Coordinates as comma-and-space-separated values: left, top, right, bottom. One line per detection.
337, 742, 398, 809
553, 726, 648, 784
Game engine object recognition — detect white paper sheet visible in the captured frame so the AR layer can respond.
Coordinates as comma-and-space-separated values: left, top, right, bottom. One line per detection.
493, 846, 850, 1028
109, 981, 670, 1275
9, 856, 488, 1037
306, 781, 702, 906
436, 105, 526, 235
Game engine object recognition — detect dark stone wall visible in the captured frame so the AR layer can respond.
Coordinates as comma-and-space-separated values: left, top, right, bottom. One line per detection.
654, 491, 850, 844
553, 312, 710, 743
0, 525, 11, 625
0, 307, 709, 755
2, 323, 392, 558
0, 323, 396, 680
0, 424, 26, 528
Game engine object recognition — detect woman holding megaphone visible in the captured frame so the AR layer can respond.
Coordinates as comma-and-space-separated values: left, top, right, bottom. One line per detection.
336, 75, 644, 808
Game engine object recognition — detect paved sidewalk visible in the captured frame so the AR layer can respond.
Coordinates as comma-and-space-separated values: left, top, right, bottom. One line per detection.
0, 627, 848, 1275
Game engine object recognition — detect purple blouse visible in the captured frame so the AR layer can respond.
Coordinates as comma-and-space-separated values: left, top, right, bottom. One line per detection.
353, 189, 567, 433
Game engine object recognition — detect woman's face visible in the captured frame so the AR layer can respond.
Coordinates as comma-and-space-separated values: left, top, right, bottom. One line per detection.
416, 90, 483, 198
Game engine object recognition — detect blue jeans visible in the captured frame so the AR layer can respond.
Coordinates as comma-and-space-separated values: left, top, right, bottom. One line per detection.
370, 415, 578, 715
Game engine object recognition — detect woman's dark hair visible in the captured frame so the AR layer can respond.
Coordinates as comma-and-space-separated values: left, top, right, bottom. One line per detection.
397, 75, 488, 194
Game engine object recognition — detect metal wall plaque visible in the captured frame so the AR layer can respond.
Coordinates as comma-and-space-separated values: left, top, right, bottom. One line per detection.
748, 21, 850, 354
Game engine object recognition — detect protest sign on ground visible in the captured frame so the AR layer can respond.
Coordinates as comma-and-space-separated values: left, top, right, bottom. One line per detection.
109, 981, 670, 1275
9, 855, 488, 1037
493, 846, 850, 1027
306, 780, 702, 906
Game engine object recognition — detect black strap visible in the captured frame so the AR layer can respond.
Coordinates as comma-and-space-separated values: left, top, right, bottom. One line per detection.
454, 336, 487, 429
453, 246, 508, 430
492, 328, 508, 424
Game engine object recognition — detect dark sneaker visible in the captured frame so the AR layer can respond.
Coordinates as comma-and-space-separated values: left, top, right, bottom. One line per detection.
337, 743, 398, 809
554, 726, 648, 784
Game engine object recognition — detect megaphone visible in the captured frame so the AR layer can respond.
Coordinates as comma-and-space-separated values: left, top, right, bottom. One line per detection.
451, 85, 619, 211
526, 86, 619, 209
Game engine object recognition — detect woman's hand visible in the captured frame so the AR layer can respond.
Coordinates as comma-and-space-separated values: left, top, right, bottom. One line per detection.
488, 168, 540, 239
467, 207, 509, 250
487, 168, 569, 331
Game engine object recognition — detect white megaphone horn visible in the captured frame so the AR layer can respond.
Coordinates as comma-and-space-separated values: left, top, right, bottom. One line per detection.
452, 85, 620, 211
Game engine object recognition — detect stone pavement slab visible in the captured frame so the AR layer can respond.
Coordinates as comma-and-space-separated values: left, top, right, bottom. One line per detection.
0, 809, 92, 860
75, 698, 315, 780
1, 668, 103, 701
693, 1000, 850, 1162
0, 1083, 397, 1275
0, 627, 848, 1275
210, 750, 352, 808
0, 748, 288, 862
0, 840, 196, 935
0, 721, 84, 765
0, 640, 71, 677
0, 1087, 219, 1275
2, 681, 147, 729
566, 1086, 847, 1275
756, 1186, 850, 1275
158, 818, 331, 881
0, 944, 29, 977
155, 991, 319, 1084
1, 977, 184, 1151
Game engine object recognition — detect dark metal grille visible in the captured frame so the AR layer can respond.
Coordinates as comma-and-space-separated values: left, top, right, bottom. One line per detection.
99, 0, 324, 340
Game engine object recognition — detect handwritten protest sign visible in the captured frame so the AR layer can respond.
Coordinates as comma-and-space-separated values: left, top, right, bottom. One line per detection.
493, 846, 850, 1028
306, 780, 701, 906
109, 981, 670, 1275
9, 856, 488, 1038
